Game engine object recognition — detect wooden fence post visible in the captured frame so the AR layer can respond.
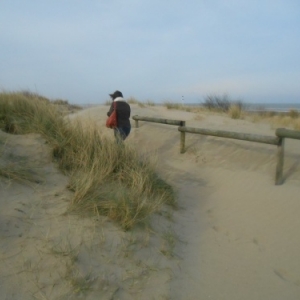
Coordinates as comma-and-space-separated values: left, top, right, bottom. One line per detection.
275, 137, 285, 185
180, 121, 186, 153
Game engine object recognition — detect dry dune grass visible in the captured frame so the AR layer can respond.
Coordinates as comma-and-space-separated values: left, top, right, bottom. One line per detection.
0, 92, 178, 298
249, 111, 300, 130
0, 91, 175, 229
66, 121, 175, 229
0, 126, 177, 299
160, 100, 300, 130
228, 104, 243, 119
268, 114, 300, 130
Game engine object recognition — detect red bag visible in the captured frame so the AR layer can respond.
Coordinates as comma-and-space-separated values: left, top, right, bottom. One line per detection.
106, 102, 117, 128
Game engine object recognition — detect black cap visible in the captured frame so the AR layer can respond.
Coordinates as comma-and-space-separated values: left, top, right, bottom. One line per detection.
109, 90, 123, 99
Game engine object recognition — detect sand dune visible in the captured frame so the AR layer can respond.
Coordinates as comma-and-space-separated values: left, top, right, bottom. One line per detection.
1, 104, 300, 299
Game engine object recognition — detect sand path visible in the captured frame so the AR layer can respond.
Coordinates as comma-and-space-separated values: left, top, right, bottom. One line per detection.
127, 104, 300, 299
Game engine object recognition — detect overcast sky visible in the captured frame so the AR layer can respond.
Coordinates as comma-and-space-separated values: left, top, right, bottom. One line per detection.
1, 0, 299, 104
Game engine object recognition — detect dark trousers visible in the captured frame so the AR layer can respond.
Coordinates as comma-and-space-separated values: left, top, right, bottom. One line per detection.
114, 126, 131, 142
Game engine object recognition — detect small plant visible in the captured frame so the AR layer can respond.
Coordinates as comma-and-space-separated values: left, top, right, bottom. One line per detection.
50, 239, 80, 263
265, 111, 277, 117
294, 119, 300, 130
20, 90, 50, 103
65, 263, 95, 295
146, 100, 155, 106
0, 161, 41, 183
228, 104, 243, 119
160, 230, 176, 257
203, 94, 231, 112
52, 99, 69, 105
163, 101, 183, 110
127, 97, 139, 104
257, 113, 300, 130
202, 94, 246, 113
138, 102, 146, 108
288, 109, 299, 119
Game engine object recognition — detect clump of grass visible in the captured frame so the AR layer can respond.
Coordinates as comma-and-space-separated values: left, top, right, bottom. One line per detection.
127, 97, 140, 104
162, 101, 205, 113
269, 115, 300, 130
65, 124, 175, 229
126, 97, 147, 107
146, 100, 155, 106
163, 101, 183, 110
52, 98, 82, 113
264, 111, 277, 118
0, 155, 41, 183
164, 101, 198, 112
52, 99, 69, 105
203, 94, 230, 112
0, 91, 175, 229
294, 119, 300, 130
203, 94, 245, 113
228, 104, 243, 119
249, 110, 300, 131
138, 102, 146, 108
288, 109, 299, 119
160, 230, 177, 257
20, 90, 50, 103
0, 91, 67, 138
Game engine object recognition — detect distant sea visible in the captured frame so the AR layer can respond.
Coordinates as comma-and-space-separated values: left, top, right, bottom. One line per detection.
186, 102, 300, 112
244, 103, 300, 112
81, 102, 300, 112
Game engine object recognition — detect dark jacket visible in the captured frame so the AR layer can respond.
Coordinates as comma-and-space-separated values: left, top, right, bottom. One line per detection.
107, 97, 131, 128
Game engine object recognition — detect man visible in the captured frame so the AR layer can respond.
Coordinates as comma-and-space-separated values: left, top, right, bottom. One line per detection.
107, 90, 131, 142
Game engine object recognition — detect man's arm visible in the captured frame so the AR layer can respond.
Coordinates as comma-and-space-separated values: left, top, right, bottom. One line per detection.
107, 102, 114, 116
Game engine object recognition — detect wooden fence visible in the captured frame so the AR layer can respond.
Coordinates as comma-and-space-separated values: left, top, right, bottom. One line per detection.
132, 115, 185, 128
132, 115, 300, 185
275, 128, 300, 185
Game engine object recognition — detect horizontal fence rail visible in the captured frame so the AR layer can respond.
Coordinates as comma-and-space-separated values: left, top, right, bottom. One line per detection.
276, 128, 300, 140
178, 126, 284, 185
131, 114, 300, 186
178, 127, 279, 145
132, 115, 185, 128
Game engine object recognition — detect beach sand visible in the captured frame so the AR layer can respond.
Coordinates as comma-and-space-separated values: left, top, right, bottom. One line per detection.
1, 104, 300, 299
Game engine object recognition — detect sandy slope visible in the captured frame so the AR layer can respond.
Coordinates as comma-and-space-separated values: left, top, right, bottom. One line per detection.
129, 105, 300, 300
1, 104, 300, 299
